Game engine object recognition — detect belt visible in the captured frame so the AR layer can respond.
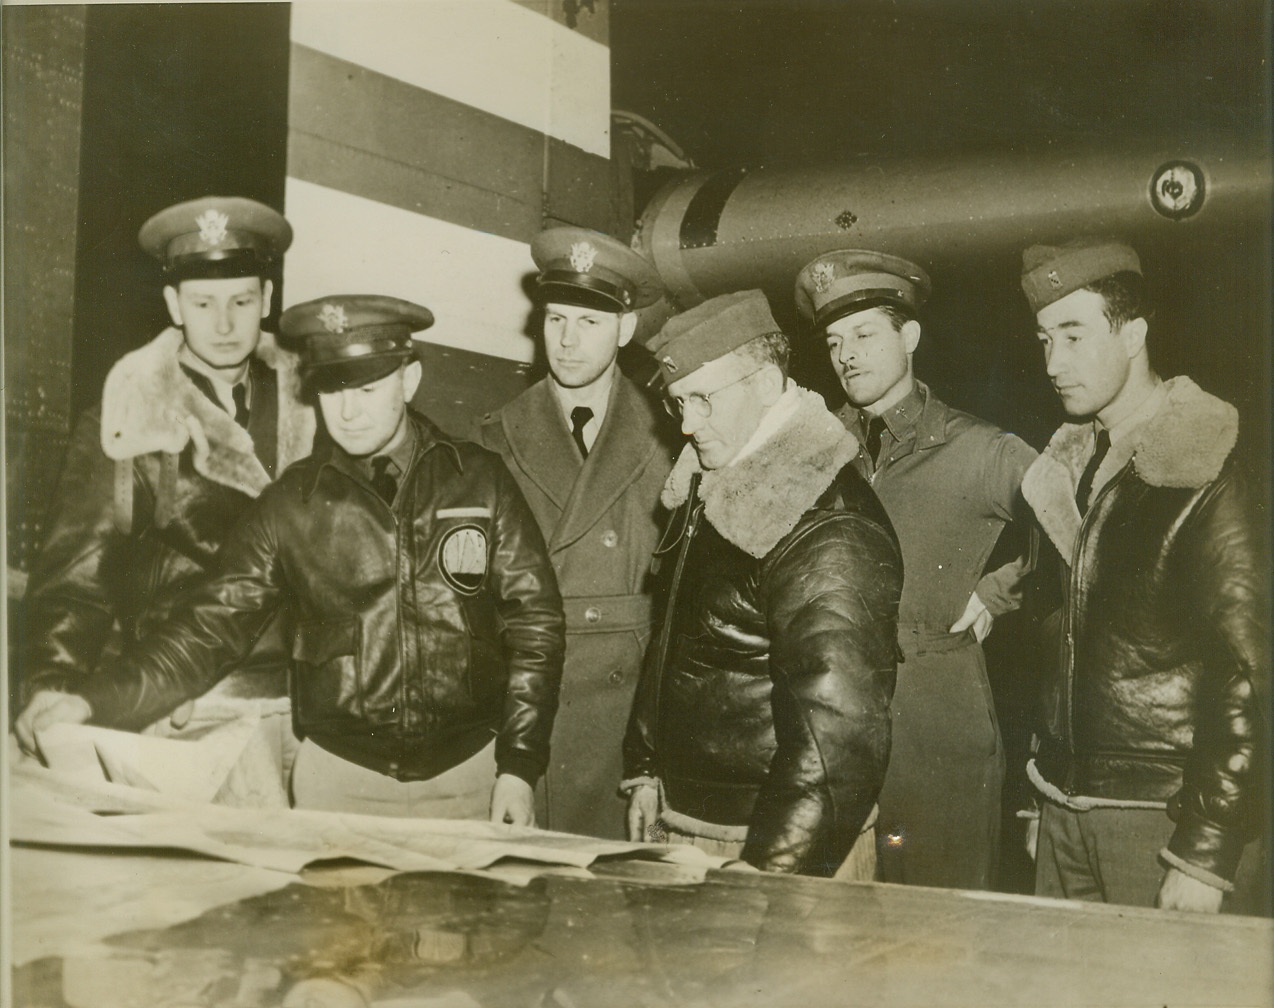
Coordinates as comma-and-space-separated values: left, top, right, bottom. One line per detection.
896, 622, 976, 657
563, 592, 652, 633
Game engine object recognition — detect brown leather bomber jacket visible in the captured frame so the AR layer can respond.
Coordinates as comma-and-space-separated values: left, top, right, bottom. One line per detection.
59, 412, 566, 785
1026, 379, 1270, 885
625, 458, 903, 876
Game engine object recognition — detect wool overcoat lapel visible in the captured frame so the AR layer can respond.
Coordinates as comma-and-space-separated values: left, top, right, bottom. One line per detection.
498, 379, 582, 513
551, 377, 662, 553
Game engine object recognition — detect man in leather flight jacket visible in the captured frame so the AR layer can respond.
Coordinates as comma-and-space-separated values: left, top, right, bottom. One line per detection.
1021, 238, 1268, 913
19, 197, 315, 742
623, 290, 903, 877
17, 295, 565, 824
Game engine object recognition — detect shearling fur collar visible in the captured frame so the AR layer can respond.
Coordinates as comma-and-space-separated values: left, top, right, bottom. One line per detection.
100, 327, 314, 497
662, 385, 859, 558
1022, 375, 1237, 561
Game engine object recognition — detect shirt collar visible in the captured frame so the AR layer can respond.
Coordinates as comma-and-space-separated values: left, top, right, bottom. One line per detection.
373, 420, 417, 476
178, 343, 250, 393
550, 362, 616, 432
858, 382, 923, 442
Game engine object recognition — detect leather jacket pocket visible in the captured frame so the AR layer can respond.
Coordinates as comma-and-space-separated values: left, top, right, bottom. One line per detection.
292, 618, 363, 727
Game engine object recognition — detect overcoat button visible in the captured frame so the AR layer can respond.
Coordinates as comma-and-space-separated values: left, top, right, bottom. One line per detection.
584, 606, 602, 624
608, 670, 623, 684
602, 530, 619, 548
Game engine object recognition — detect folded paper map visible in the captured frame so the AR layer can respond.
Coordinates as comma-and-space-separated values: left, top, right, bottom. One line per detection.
11, 719, 732, 880
35, 718, 289, 808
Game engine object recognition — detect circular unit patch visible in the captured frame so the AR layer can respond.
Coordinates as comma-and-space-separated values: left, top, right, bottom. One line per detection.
438, 523, 488, 596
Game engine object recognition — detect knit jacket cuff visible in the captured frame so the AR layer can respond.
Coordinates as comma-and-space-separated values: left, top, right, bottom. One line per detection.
496, 753, 542, 788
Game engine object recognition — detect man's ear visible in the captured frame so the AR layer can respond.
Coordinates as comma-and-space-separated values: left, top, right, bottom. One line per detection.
402, 358, 424, 401
757, 363, 785, 406
259, 279, 274, 321
162, 285, 183, 328
1120, 316, 1148, 359
617, 312, 638, 348
901, 319, 922, 355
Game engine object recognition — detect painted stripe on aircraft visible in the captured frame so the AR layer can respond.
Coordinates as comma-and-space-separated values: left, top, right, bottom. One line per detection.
290, 0, 609, 158
283, 178, 539, 364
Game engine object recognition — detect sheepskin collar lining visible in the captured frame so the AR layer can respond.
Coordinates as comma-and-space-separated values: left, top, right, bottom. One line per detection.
99, 327, 314, 498
1022, 375, 1238, 560
662, 385, 859, 558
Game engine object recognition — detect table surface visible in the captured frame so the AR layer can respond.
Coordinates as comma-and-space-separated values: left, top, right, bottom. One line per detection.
10, 844, 1274, 1008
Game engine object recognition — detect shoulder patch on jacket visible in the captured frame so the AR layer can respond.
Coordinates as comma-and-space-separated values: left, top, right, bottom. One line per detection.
438, 524, 488, 595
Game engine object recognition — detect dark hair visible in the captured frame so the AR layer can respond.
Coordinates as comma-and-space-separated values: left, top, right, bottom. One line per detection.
1083, 271, 1150, 330
875, 303, 916, 332
734, 330, 791, 377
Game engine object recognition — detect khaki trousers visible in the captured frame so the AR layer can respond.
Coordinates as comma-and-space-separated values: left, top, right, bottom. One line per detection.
289, 737, 496, 819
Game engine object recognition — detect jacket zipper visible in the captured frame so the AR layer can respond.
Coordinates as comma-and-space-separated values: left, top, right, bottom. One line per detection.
649, 475, 703, 753
1060, 459, 1131, 793
395, 443, 424, 737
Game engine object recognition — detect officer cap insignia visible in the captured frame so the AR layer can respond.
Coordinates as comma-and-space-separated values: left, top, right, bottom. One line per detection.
196, 209, 230, 246
569, 241, 598, 273
811, 261, 836, 294
319, 303, 349, 334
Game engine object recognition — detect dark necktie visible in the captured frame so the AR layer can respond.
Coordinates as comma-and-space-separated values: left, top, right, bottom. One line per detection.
1075, 428, 1111, 515
370, 455, 398, 505
570, 406, 593, 460
864, 415, 887, 467
232, 382, 250, 428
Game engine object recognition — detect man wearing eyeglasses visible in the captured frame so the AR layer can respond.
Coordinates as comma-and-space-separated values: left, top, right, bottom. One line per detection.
478, 227, 677, 840
622, 290, 903, 877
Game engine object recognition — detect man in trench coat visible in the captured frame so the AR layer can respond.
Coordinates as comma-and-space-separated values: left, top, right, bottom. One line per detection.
478, 227, 677, 839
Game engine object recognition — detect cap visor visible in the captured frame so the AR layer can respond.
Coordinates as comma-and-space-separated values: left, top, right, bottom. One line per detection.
815, 293, 912, 330
303, 352, 411, 394
537, 281, 627, 313
166, 249, 269, 281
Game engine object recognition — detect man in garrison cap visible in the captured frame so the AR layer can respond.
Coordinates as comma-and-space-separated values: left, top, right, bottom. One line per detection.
477, 227, 679, 840
17, 196, 314, 763
622, 290, 902, 876
1018, 237, 1268, 913
18, 295, 566, 824
794, 249, 1038, 891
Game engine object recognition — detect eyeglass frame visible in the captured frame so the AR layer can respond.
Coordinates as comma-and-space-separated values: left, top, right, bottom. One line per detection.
662, 366, 766, 420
